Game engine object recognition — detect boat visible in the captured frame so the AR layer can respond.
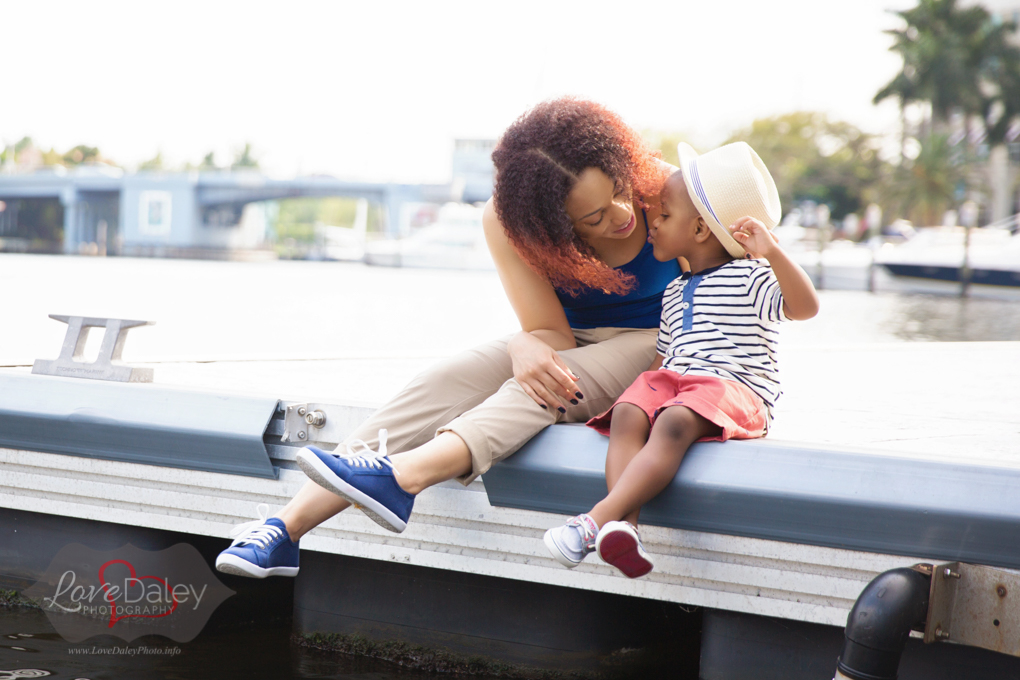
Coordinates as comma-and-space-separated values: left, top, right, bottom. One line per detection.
875, 224, 1020, 297
363, 202, 493, 270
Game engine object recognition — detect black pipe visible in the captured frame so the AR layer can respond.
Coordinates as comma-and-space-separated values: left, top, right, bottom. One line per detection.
836, 567, 931, 680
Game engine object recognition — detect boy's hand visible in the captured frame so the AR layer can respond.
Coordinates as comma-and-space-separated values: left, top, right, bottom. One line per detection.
728, 217, 820, 320
729, 217, 779, 259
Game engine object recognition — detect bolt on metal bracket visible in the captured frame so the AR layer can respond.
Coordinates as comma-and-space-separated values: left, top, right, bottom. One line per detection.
32, 315, 155, 383
923, 561, 1020, 655
281, 402, 333, 445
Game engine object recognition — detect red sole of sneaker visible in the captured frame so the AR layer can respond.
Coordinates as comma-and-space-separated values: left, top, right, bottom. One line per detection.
599, 532, 653, 578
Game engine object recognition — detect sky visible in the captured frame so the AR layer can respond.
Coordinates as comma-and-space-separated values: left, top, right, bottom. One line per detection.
3, 0, 916, 183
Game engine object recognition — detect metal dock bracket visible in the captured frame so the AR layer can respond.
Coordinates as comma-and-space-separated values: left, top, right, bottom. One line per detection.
281, 402, 333, 444
32, 315, 155, 383
924, 561, 1020, 655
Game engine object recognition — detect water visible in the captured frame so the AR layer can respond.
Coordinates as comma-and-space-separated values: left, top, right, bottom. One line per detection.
0, 606, 447, 679
3, 256, 1020, 374
781, 289, 1020, 345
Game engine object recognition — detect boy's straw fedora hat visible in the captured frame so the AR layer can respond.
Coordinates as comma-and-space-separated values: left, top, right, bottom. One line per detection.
677, 141, 781, 258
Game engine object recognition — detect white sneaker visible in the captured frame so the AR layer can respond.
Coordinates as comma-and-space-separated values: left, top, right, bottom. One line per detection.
596, 521, 653, 578
543, 514, 599, 568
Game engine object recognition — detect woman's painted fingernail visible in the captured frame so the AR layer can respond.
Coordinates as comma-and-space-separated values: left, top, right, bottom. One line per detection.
570, 399, 578, 405
575, 392, 584, 399
557, 407, 566, 413
539, 404, 547, 410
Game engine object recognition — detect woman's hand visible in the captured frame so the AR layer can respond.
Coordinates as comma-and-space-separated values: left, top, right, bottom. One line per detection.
507, 331, 582, 412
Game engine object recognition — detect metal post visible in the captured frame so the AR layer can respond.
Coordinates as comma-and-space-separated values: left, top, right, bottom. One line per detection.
865, 204, 883, 294
816, 204, 831, 291
61, 186, 78, 254
959, 200, 978, 298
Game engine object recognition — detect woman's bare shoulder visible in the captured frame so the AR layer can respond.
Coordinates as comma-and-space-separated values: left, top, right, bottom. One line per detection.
482, 197, 572, 336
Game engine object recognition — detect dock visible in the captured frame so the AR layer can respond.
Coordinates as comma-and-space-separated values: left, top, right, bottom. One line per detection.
2, 254, 1020, 678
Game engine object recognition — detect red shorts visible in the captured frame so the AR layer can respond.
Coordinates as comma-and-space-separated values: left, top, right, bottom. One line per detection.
586, 371, 768, 442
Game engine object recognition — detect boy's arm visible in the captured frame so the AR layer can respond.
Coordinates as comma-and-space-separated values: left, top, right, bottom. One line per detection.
647, 354, 664, 371
730, 217, 820, 321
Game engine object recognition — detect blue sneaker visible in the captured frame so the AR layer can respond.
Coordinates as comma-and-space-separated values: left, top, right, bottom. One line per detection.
215, 513, 299, 578
295, 429, 415, 533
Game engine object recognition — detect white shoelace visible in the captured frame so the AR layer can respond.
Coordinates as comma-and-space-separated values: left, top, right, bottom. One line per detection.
340, 428, 399, 475
228, 503, 283, 547
570, 514, 598, 549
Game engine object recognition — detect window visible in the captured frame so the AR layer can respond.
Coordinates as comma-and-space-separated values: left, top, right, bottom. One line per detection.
139, 191, 172, 235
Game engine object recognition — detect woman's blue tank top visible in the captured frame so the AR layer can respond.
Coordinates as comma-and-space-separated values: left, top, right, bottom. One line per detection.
555, 212, 682, 329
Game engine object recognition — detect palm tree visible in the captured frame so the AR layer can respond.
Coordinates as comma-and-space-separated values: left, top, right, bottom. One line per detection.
875, 0, 991, 134
877, 0, 1020, 223
976, 21, 1020, 221
886, 133, 967, 226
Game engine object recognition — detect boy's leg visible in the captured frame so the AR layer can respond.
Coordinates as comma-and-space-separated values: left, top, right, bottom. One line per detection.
588, 405, 720, 528
604, 402, 651, 527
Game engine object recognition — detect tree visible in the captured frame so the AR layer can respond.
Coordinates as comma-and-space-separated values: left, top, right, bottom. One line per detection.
62, 145, 100, 166
876, 0, 1020, 221
875, 0, 992, 133
726, 113, 886, 220
641, 130, 691, 167
14, 137, 34, 155
976, 20, 1020, 221
232, 143, 259, 170
41, 148, 64, 166
885, 133, 966, 226
138, 151, 165, 171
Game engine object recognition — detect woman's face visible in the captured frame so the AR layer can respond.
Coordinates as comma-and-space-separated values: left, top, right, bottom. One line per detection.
565, 168, 637, 243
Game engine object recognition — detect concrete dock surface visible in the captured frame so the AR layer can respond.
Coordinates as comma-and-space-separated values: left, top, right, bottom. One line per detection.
2, 254, 1018, 468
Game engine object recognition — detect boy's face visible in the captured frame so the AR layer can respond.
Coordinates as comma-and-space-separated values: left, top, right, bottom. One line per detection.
648, 173, 702, 262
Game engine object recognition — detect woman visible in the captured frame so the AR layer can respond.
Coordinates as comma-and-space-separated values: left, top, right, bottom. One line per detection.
215, 97, 681, 578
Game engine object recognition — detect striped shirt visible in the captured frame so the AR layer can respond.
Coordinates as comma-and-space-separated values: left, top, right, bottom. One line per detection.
656, 259, 788, 420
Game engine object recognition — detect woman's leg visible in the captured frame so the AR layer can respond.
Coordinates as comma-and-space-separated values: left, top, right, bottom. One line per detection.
588, 405, 719, 528
276, 336, 515, 539
604, 403, 651, 527
284, 327, 655, 537
278, 432, 473, 539
277, 481, 352, 540
439, 328, 658, 484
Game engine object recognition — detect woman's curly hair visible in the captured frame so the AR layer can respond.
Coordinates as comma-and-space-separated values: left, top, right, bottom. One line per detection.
491, 97, 666, 296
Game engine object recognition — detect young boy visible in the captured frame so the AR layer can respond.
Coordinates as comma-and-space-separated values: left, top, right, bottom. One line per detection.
543, 141, 819, 578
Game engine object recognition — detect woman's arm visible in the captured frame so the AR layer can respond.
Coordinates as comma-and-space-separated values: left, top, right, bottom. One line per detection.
483, 199, 583, 410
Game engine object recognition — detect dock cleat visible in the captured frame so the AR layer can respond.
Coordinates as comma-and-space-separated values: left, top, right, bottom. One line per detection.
596, 521, 653, 578
216, 510, 299, 578
295, 429, 415, 533
543, 514, 599, 568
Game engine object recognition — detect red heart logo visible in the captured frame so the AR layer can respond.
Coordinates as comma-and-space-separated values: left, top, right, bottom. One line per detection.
98, 559, 179, 627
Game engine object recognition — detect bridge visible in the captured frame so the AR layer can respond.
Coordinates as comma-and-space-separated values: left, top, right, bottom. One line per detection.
0, 167, 463, 256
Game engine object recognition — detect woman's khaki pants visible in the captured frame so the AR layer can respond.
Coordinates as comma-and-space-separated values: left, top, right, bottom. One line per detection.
343, 327, 658, 484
